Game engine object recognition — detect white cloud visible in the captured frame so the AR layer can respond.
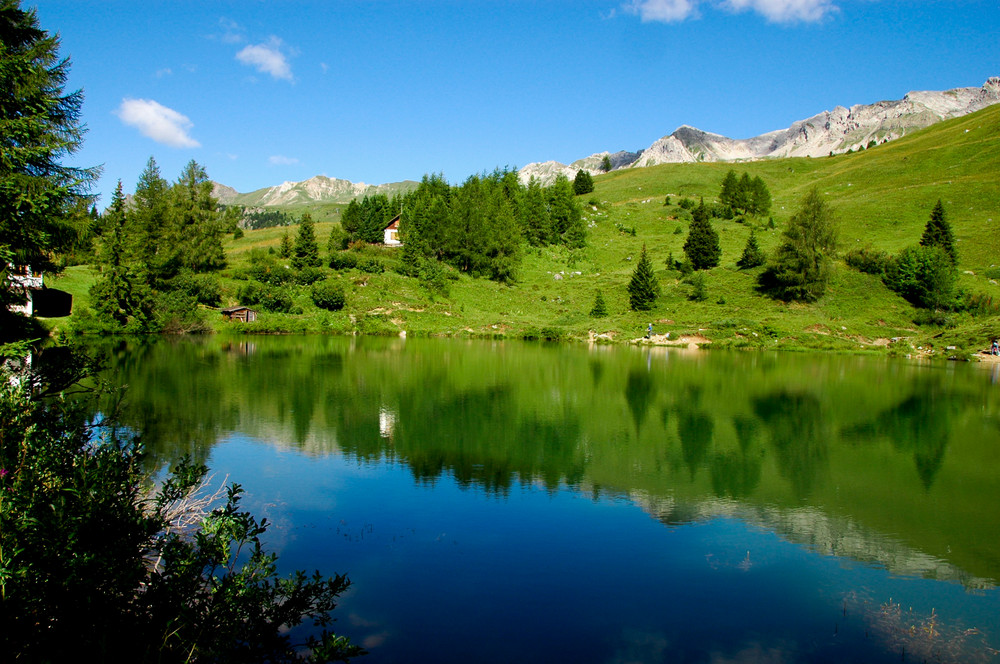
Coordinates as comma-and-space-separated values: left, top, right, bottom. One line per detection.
155, 67, 172, 78
624, 0, 836, 23
237, 37, 293, 81
115, 98, 200, 148
625, 0, 699, 22
721, 0, 837, 22
269, 155, 299, 166
217, 18, 245, 44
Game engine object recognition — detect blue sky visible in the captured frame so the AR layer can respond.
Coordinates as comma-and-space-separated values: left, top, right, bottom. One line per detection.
32, 0, 1000, 205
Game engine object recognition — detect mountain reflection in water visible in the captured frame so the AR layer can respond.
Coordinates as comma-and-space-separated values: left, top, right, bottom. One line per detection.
80, 336, 1000, 663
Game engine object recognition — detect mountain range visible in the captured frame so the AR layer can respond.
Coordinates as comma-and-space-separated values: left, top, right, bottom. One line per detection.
213, 77, 1000, 206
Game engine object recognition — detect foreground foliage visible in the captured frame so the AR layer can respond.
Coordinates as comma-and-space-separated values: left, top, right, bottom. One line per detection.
0, 343, 362, 662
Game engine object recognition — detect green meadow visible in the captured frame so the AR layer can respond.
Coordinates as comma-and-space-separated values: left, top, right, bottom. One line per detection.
50, 105, 1000, 357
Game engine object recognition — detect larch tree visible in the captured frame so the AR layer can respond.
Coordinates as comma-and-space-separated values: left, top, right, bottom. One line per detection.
759, 188, 837, 302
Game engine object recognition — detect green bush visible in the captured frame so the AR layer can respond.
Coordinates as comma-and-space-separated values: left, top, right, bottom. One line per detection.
293, 265, 325, 286
237, 281, 294, 313
328, 251, 359, 271
844, 247, 890, 275
358, 257, 385, 274
0, 346, 362, 662
311, 279, 346, 311
883, 245, 956, 309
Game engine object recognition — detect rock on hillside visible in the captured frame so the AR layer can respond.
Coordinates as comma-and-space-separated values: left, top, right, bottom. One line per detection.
520, 77, 1000, 184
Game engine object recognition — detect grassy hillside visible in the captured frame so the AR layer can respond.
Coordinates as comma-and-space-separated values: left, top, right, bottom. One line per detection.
49, 106, 1000, 356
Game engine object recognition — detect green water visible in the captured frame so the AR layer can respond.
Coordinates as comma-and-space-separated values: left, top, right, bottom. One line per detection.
83, 336, 1000, 662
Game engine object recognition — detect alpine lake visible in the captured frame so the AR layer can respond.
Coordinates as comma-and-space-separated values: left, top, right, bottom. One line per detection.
80, 336, 1000, 663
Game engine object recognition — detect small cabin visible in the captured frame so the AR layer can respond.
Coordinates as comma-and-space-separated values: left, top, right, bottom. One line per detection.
220, 306, 258, 323
383, 216, 401, 246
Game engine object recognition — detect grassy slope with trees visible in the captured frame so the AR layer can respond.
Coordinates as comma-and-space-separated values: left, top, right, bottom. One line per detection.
50, 104, 1000, 358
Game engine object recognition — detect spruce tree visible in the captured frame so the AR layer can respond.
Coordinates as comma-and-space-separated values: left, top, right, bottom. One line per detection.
1, 1, 97, 320
601, 155, 613, 173
919, 199, 957, 266
683, 199, 721, 270
627, 244, 660, 311
279, 231, 292, 259
573, 169, 594, 195
590, 290, 608, 317
291, 212, 321, 269
736, 228, 765, 269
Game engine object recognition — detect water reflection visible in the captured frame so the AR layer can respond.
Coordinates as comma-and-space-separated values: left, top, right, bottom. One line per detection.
82, 336, 1000, 588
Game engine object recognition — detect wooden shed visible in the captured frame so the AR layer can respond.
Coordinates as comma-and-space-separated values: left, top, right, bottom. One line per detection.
220, 306, 258, 323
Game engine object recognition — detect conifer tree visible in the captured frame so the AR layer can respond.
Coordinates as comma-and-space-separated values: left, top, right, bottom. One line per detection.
601, 155, 613, 173
627, 244, 660, 311
737, 228, 766, 269
919, 199, 957, 266
759, 188, 837, 301
573, 169, 594, 195
683, 199, 721, 270
749, 176, 772, 215
590, 290, 608, 317
519, 176, 552, 246
1, 1, 98, 320
719, 170, 739, 210
89, 182, 153, 330
291, 212, 321, 269
279, 231, 292, 259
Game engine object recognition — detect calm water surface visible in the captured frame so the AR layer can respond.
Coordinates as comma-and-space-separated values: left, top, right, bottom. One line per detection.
85, 336, 1000, 663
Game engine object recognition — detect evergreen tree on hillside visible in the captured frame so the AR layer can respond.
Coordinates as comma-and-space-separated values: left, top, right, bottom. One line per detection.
737, 228, 766, 269
291, 212, 321, 269
590, 290, 608, 317
1, 0, 98, 324
170, 160, 226, 272
627, 244, 660, 311
129, 157, 172, 283
279, 231, 292, 259
683, 199, 721, 270
759, 188, 837, 302
89, 182, 153, 329
919, 199, 957, 266
749, 176, 772, 215
719, 170, 739, 210
519, 176, 552, 247
601, 155, 613, 173
573, 169, 594, 195
548, 174, 582, 244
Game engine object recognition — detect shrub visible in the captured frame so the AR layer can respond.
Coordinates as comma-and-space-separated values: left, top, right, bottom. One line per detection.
883, 245, 956, 309
358, 257, 385, 274
844, 247, 890, 275
167, 271, 222, 306
293, 265, 325, 286
311, 280, 346, 311
329, 251, 359, 271
237, 282, 294, 313
0, 347, 362, 662
677, 197, 695, 210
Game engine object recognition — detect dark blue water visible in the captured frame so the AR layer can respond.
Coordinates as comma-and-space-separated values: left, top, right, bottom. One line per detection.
88, 337, 1000, 663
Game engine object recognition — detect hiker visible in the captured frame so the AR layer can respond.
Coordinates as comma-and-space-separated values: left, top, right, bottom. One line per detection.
646, 323, 653, 339
992, 339, 999, 356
